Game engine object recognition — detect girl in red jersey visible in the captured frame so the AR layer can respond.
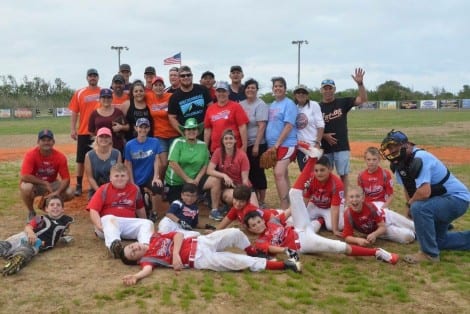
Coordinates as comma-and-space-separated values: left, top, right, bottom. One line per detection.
343, 187, 415, 245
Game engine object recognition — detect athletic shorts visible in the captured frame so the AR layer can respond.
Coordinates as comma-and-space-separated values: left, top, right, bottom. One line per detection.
76, 135, 93, 163
324, 151, 350, 176
276, 146, 297, 162
157, 137, 177, 153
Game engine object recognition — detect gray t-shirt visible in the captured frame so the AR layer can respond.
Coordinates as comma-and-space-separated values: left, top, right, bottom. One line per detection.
240, 98, 269, 146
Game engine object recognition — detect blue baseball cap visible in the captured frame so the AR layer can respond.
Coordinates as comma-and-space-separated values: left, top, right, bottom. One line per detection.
136, 118, 150, 127
321, 79, 335, 88
38, 129, 54, 140
100, 88, 113, 98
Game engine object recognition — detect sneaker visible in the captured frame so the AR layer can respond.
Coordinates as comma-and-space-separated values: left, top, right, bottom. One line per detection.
0, 241, 12, 257
74, 185, 82, 196
375, 248, 399, 265
403, 251, 440, 264
284, 258, 302, 273
2, 254, 26, 276
209, 209, 224, 221
110, 239, 123, 259
60, 236, 74, 244
219, 204, 229, 215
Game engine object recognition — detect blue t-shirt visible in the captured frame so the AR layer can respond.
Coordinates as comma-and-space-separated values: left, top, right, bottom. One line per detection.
396, 148, 470, 202
266, 97, 298, 148
167, 199, 199, 228
125, 137, 161, 186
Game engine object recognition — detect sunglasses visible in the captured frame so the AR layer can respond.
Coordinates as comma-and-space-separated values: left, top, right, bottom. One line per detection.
179, 73, 193, 78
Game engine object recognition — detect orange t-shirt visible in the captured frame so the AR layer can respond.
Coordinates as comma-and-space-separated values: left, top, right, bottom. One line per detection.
68, 86, 101, 135
112, 93, 129, 107
148, 93, 180, 138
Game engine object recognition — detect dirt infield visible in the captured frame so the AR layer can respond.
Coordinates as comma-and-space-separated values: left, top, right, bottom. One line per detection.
2, 141, 469, 164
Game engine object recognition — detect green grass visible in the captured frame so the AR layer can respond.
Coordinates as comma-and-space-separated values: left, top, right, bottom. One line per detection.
0, 111, 469, 313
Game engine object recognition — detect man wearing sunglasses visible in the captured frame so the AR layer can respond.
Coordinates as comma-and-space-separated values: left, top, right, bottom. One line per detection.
168, 65, 213, 137
380, 130, 470, 264
319, 68, 367, 196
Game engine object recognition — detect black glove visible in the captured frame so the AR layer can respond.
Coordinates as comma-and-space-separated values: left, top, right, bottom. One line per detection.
285, 248, 299, 262
151, 183, 164, 195
180, 220, 193, 230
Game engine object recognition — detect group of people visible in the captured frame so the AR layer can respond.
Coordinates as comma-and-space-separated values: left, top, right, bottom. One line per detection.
2, 64, 469, 282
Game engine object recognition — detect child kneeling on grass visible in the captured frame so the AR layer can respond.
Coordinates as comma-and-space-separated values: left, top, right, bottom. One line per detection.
119, 229, 301, 286
0, 196, 73, 276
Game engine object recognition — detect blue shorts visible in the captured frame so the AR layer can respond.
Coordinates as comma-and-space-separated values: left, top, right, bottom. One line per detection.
157, 137, 177, 152
324, 151, 350, 176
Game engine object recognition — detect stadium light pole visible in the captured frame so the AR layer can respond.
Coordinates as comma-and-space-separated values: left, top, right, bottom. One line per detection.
291, 40, 308, 85
110, 46, 129, 70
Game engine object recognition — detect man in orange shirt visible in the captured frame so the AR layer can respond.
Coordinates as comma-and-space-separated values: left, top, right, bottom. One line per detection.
111, 74, 129, 109
69, 68, 101, 196
144, 66, 156, 100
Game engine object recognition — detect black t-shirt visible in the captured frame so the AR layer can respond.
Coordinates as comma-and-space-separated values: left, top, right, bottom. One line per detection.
168, 84, 211, 125
229, 85, 246, 102
125, 99, 153, 141
320, 97, 355, 153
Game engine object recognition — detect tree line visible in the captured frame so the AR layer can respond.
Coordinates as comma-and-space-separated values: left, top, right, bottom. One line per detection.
1, 74, 470, 109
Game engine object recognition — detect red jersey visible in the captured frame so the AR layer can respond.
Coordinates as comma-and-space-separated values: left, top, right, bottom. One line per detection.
139, 232, 193, 268
210, 148, 250, 185
252, 219, 298, 254
147, 92, 180, 139
342, 202, 384, 238
203, 101, 249, 152
68, 86, 101, 135
357, 166, 393, 203
87, 182, 144, 218
304, 174, 344, 209
226, 203, 280, 224
20, 147, 70, 182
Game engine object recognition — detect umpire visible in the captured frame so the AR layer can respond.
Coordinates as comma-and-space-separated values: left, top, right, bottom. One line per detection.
380, 130, 470, 263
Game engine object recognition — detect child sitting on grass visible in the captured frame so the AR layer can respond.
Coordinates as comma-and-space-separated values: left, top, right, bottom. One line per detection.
343, 187, 415, 246
0, 196, 73, 276
157, 183, 203, 238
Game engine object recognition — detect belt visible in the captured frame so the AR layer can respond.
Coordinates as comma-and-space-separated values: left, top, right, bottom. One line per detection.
188, 238, 198, 268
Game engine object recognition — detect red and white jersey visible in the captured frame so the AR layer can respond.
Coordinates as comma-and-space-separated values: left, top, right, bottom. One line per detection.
342, 202, 385, 238
252, 219, 298, 254
357, 166, 393, 203
87, 182, 144, 218
226, 203, 281, 224
304, 174, 344, 209
140, 232, 192, 268
20, 147, 70, 183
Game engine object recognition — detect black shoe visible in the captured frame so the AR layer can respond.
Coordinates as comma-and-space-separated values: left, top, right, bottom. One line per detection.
284, 258, 302, 273
74, 185, 82, 196
0, 241, 12, 258
110, 240, 123, 259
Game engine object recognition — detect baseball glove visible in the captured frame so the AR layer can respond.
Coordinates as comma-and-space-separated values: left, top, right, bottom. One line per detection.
260, 148, 277, 169
34, 195, 47, 211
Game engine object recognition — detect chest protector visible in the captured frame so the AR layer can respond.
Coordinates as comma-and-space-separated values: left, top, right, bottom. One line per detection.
391, 149, 450, 198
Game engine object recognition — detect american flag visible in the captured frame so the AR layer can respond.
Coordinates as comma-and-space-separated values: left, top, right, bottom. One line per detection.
163, 52, 181, 65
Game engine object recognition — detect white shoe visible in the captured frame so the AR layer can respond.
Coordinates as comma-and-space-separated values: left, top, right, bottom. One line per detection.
297, 142, 323, 159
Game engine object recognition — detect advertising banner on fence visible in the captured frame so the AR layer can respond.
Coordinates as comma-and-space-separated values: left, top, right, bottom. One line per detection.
56, 107, 73, 117
420, 100, 438, 109
378, 101, 397, 110
0, 109, 11, 119
14, 108, 33, 118
439, 99, 459, 109
400, 101, 418, 109
462, 99, 470, 109
35, 108, 54, 118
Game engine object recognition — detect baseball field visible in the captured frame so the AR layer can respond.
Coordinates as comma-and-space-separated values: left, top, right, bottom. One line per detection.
0, 110, 469, 313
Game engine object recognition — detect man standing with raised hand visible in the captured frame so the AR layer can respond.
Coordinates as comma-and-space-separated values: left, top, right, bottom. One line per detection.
320, 68, 367, 196
69, 68, 101, 196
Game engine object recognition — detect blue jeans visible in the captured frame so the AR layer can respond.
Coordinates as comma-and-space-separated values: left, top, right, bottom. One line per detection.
411, 195, 470, 257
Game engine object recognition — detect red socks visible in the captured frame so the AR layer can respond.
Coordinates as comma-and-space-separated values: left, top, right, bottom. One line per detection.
293, 158, 317, 190
265, 260, 286, 270
349, 245, 377, 256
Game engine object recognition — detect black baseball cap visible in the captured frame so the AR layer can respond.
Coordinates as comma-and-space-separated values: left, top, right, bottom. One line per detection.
230, 65, 243, 73
38, 129, 54, 140
119, 64, 131, 72
112, 74, 125, 83
87, 68, 99, 76
201, 71, 215, 79
144, 66, 156, 75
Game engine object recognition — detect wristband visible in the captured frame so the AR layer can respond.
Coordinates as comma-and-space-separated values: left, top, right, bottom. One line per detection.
358, 82, 364, 86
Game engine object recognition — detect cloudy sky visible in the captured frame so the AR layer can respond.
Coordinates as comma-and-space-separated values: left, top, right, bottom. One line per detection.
1, 0, 469, 95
